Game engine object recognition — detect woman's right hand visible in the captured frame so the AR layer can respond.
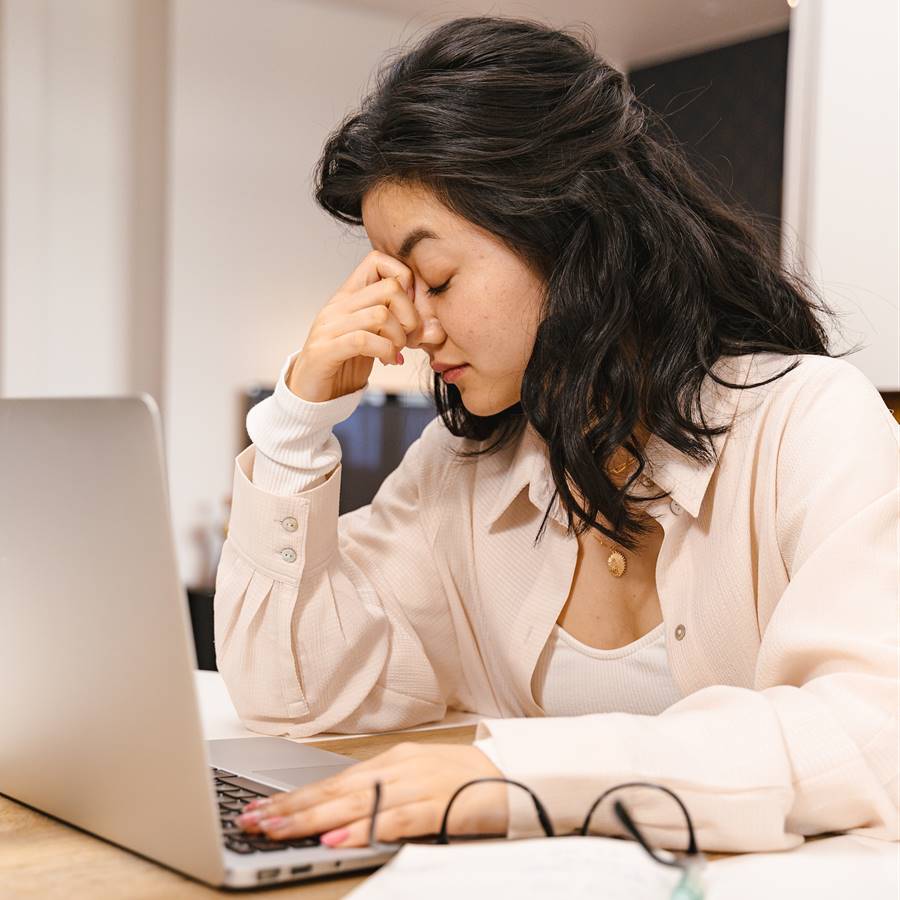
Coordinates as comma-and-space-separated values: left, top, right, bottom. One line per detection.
286, 251, 422, 403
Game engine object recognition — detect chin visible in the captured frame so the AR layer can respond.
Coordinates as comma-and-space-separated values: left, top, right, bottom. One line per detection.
459, 390, 517, 418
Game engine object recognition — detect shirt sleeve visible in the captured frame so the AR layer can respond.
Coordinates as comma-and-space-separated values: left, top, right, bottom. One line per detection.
245, 349, 364, 494
214, 380, 458, 737
475, 361, 900, 853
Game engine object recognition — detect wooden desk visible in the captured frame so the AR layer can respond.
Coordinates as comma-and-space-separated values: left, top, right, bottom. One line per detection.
0, 725, 476, 899
2, 713, 762, 899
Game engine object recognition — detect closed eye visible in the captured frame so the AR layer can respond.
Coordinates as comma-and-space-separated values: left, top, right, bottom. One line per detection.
427, 278, 451, 297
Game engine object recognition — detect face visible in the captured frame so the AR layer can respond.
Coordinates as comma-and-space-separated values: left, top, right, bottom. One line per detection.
361, 181, 545, 416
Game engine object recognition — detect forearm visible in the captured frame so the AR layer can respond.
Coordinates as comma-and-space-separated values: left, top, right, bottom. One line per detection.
215, 425, 456, 737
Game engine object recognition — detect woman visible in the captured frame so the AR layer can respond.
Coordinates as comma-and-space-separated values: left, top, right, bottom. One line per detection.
214, 17, 899, 853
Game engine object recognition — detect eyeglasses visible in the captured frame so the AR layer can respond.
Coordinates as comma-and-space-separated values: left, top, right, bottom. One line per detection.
366, 777, 706, 900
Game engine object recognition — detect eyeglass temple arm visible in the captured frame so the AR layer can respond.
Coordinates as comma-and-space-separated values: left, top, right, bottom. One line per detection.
367, 781, 384, 848
437, 777, 555, 844
579, 781, 700, 860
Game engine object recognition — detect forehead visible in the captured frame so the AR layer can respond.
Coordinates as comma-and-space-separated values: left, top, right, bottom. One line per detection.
361, 181, 468, 254
362, 180, 439, 218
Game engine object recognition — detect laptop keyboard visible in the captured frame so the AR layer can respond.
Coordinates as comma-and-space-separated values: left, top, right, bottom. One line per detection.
212, 767, 321, 855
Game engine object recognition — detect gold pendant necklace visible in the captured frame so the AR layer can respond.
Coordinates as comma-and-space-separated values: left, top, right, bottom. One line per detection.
582, 456, 633, 577
590, 457, 631, 577
591, 532, 628, 577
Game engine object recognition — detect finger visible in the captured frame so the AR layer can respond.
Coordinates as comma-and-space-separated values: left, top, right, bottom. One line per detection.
337, 275, 420, 337
256, 779, 423, 841
242, 743, 422, 820
323, 304, 408, 354
243, 742, 448, 823
241, 760, 408, 822
339, 250, 414, 301
316, 329, 397, 368
320, 801, 439, 849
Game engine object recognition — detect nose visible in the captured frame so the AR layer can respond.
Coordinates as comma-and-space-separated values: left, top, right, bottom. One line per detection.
405, 285, 446, 350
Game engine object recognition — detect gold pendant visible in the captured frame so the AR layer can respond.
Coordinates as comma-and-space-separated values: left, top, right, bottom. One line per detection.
607, 550, 627, 578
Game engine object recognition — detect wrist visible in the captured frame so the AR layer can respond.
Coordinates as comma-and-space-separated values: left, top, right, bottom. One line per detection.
284, 359, 326, 404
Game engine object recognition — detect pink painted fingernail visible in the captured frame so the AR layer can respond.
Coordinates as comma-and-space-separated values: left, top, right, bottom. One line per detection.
321, 827, 350, 847
244, 797, 272, 812
395, 352, 404, 365
259, 816, 288, 832
236, 811, 264, 826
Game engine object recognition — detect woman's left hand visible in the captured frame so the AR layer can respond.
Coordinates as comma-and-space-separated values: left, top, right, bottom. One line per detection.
235, 743, 508, 847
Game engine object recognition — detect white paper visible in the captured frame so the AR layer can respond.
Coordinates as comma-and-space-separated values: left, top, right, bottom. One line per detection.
346, 836, 683, 900
347, 834, 899, 900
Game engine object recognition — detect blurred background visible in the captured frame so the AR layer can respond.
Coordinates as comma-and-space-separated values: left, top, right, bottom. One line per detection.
1, 0, 897, 667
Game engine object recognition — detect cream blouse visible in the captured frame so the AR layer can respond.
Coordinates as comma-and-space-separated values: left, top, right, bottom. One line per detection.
214, 350, 899, 852
240, 357, 684, 720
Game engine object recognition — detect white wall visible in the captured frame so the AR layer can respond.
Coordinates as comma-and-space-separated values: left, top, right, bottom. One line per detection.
782, 0, 899, 390
0, 0, 168, 400
165, 0, 428, 587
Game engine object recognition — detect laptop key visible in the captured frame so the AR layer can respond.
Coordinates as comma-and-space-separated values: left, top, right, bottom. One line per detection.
224, 839, 255, 855
248, 841, 288, 852
286, 837, 321, 848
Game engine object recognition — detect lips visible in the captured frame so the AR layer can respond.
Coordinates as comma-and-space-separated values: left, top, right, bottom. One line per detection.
430, 362, 467, 373
436, 363, 468, 384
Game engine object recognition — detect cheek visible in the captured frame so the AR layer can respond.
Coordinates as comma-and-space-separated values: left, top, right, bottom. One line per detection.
436, 299, 479, 345
445, 274, 539, 363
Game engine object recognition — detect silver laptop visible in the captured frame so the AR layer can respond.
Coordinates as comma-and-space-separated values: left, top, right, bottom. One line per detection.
0, 395, 394, 889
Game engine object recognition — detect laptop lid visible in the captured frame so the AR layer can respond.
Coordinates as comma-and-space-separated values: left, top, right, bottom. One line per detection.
0, 395, 225, 885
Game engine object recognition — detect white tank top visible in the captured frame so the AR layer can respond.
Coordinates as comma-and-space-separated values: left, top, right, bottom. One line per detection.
533, 622, 682, 716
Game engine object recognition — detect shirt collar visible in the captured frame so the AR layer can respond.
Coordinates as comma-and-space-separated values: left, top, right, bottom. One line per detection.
486, 354, 755, 527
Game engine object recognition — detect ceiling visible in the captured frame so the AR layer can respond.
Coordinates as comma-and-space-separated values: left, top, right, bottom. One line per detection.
326, 0, 791, 71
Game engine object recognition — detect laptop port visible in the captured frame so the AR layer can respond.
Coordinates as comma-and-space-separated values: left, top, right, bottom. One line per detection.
290, 865, 313, 875
257, 868, 280, 881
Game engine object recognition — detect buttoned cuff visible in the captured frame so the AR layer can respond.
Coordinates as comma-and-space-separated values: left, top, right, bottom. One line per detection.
227, 444, 343, 581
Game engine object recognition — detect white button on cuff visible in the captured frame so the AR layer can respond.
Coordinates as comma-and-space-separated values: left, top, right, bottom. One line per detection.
280, 547, 297, 563
669, 500, 682, 515
281, 516, 299, 532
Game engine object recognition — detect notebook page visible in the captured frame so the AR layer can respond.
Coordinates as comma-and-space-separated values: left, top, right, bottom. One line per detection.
346, 835, 683, 900
347, 833, 899, 900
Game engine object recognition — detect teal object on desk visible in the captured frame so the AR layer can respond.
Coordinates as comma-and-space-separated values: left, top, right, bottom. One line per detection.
671, 860, 706, 899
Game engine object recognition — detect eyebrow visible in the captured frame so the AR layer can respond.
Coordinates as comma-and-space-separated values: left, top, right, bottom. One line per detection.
396, 227, 439, 261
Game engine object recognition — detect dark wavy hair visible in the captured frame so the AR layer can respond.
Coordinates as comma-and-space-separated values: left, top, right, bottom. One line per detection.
313, 15, 846, 549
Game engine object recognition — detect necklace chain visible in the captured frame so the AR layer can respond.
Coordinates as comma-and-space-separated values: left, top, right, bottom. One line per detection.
591, 455, 638, 578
